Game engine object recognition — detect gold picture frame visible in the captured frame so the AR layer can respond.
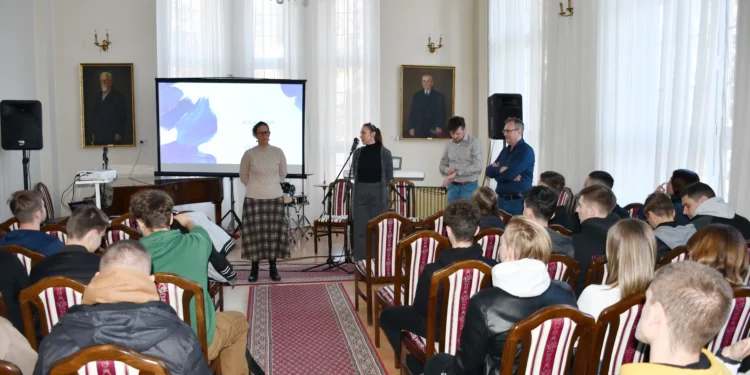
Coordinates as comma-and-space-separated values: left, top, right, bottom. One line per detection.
400, 65, 456, 140
80, 63, 136, 148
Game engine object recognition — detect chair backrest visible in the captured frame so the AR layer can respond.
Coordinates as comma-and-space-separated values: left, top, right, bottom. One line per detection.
549, 224, 572, 237
593, 292, 649, 375
0, 218, 19, 232
48, 344, 169, 375
624, 203, 643, 219
501, 305, 595, 375
153, 272, 209, 360
425, 210, 447, 237
567, 194, 580, 216
498, 210, 512, 225
428, 260, 493, 358
365, 212, 409, 278
104, 224, 142, 247
474, 228, 504, 262
390, 178, 416, 218
547, 254, 581, 292
395, 231, 451, 307
19, 276, 86, 350
706, 287, 750, 354
35, 182, 55, 221
655, 245, 689, 268
0, 360, 21, 375
0, 292, 7, 320
584, 256, 609, 288
558, 187, 574, 209
41, 224, 68, 244
1, 245, 45, 275
327, 179, 351, 216
110, 213, 140, 232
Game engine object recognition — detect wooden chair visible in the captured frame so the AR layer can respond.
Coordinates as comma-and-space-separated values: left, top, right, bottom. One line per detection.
498, 209, 512, 225
0, 292, 7, 320
104, 224, 142, 247
48, 344, 169, 375
0, 218, 19, 232
566, 194, 580, 217
110, 213, 140, 231
500, 305, 595, 375
1, 245, 45, 275
584, 256, 609, 288
591, 292, 648, 375
373, 231, 449, 353
423, 210, 447, 237
706, 287, 750, 355
624, 203, 643, 219
313, 179, 352, 254
549, 224, 572, 237
19, 276, 87, 350
558, 187, 575, 212
547, 254, 581, 291
655, 245, 689, 268
354, 212, 410, 326
390, 178, 420, 222
41, 224, 68, 244
35, 182, 69, 225
474, 228, 504, 262
209, 280, 224, 312
0, 361, 21, 375
400, 260, 493, 372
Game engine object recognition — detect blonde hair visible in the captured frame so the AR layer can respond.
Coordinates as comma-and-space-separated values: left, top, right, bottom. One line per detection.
503, 216, 551, 263
605, 219, 655, 298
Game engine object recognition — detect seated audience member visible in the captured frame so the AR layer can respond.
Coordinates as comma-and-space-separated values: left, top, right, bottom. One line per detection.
681, 182, 750, 239
578, 219, 655, 320
0, 252, 28, 333
0, 316, 37, 375
33, 240, 208, 375
130, 190, 249, 375
538, 171, 573, 229
29, 206, 107, 285
622, 262, 736, 374
424, 216, 577, 375
585, 171, 629, 219
642, 192, 696, 260
687, 224, 749, 286
522, 185, 574, 258
472, 187, 506, 230
572, 184, 620, 293
380, 200, 498, 361
639, 169, 700, 225
0, 190, 63, 256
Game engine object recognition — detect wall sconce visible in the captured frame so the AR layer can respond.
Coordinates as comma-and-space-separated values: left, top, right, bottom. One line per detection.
427, 33, 443, 53
94, 29, 112, 52
559, 0, 574, 17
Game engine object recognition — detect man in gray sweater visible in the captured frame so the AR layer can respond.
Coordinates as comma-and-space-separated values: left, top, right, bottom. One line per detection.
522, 186, 574, 258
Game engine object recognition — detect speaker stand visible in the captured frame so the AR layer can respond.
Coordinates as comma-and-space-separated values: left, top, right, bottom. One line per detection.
22, 149, 31, 190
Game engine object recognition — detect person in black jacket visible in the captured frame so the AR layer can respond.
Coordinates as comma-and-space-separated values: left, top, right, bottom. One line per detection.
538, 171, 573, 230
424, 216, 578, 375
523, 186, 574, 258
472, 186, 506, 230
642, 192, 695, 261
567, 171, 629, 233
681, 182, 750, 240
379, 200, 497, 361
0, 252, 29, 333
33, 240, 209, 375
29, 206, 108, 285
572, 184, 621, 294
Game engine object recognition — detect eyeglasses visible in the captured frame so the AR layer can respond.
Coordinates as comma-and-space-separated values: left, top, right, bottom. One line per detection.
257, 131, 271, 135
502, 128, 519, 133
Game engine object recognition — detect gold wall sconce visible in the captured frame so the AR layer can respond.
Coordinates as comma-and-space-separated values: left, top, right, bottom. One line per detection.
559, 0, 574, 17
427, 33, 443, 53
94, 29, 112, 52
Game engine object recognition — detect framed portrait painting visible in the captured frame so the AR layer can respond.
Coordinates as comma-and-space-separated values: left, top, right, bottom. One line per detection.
80, 63, 136, 148
400, 65, 455, 140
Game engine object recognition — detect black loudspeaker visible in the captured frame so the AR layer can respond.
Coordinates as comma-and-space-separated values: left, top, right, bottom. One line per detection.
488, 94, 523, 140
0, 100, 43, 150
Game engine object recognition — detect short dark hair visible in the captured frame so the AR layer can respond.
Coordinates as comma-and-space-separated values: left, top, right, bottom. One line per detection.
8, 190, 44, 223
471, 187, 499, 217
670, 169, 700, 197
252, 121, 269, 135
579, 184, 617, 214
680, 182, 715, 201
643, 192, 675, 218
101, 239, 151, 275
523, 186, 558, 220
444, 200, 480, 243
129, 189, 173, 230
587, 171, 615, 189
539, 171, 566, 195
67, 206, 109, 240
446, 116, 466, 133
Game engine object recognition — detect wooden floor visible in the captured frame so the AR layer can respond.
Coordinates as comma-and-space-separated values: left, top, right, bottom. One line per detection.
224, 229, 399, 375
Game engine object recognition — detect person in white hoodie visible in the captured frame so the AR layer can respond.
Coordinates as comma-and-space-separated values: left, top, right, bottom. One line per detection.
424, 216, 577, 375
681, 182, 750, 240
643, 192, 696, 261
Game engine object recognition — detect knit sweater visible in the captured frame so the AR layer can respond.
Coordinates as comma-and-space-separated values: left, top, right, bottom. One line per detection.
239, 145, 288, 199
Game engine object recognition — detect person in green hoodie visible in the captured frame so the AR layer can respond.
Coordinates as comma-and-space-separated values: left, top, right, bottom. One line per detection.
130, 189, 250, 375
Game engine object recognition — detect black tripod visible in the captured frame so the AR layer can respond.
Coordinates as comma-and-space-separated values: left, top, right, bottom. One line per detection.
221, 176, 243, 235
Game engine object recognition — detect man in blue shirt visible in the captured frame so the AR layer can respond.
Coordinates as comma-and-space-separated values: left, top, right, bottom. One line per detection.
485, 118, 535, 215
0, 190, 63, 256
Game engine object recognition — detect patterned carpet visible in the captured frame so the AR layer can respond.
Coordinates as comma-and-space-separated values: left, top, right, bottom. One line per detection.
233, 263, 355, 285
247, 283, 387, 375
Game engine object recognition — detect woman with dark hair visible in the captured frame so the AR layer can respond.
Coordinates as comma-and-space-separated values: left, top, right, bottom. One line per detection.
472, 186, 505, 230
687, 224, 749, 286
239, 121, 289, 282
350, 123, 394, 261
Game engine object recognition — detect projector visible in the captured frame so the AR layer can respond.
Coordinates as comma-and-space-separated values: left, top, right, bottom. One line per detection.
77, 169, 117, 181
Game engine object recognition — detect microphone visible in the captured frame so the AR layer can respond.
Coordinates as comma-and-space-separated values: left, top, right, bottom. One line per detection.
350, 138, 359, 153
102, 147, 109, 169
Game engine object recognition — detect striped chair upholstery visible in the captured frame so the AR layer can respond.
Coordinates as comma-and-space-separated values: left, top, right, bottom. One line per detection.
547, 254, 581, 291
41, 224, 68, 244
706, 287, 750, 355
104, 224, 142, 248
425, 210, 447, 237
48, 345, 169, 375
593, 292, 649, 375
18, 276, 86, 350
624, 203, 643, 219
390, 178, 419, 221
500, 306, 595, 375
313, 179, 352, 254
34, 182, 55, 222
0, 218, 19, 232
558, 187, 574, 209
584, 256, 609, 288
655, 245, 689, 268
1, 245, 45, 275
153, 273, 210, 361
566, 193, 580, 216
110, 213, 140, 232
354, 213, 409, 327
400, 260, 493, 366
474, 228, 504, 262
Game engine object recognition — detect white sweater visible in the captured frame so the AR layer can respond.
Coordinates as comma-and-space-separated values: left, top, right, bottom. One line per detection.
577, 284, 621, 320
239, 145, 287, 199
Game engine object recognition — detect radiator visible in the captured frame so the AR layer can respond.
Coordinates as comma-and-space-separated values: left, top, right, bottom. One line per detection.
414, 186, 448, 219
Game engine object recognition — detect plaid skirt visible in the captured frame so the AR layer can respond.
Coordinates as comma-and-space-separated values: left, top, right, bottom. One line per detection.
241, 197, 290, 262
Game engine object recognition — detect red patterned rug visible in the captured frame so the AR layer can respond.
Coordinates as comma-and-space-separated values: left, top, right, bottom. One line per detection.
232, 263, 354, 286
247, 283, 387, 375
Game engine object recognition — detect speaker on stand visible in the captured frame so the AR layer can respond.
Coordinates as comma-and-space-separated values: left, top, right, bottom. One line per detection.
485, 94, 523, 186
1, 100, 43, 190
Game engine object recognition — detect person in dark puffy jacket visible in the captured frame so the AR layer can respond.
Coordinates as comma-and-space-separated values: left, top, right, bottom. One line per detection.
424, 216, 578, 375
33, 240, 208, 375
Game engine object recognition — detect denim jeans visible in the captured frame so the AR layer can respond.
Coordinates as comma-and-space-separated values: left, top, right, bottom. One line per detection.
498, 196, 524, 216
446, 181, 478, 204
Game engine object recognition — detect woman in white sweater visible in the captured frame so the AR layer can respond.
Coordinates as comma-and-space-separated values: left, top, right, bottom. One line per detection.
239, 121, 289, 282
577, 219, 656, 320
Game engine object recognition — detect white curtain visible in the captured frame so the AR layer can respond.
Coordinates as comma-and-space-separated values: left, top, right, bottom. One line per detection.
729, 0, 750, 214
